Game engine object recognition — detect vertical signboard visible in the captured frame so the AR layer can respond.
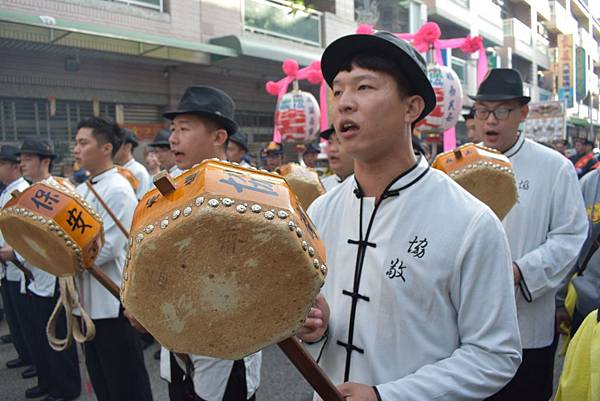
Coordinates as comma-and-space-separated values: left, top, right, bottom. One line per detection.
576, 46, 587, 102
557, 34, 574, 108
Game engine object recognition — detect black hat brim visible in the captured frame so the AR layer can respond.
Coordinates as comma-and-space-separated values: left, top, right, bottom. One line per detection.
468, 94, 531, 104
229, 138, 248, 152
319, 127, 335, 140
162, 110, 239, 136
148, 141, 171, 148
321, 34, 436, 123
15, 150, 56, 159
0, 156, 18, 163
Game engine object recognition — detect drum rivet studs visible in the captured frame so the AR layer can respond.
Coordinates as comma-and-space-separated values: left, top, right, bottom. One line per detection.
296, 227, 303, 238
251, 204, 262, 213
160, 219, 169, 229
195, 197, 204, 207
236, 205, 247, 214
308, 247, 315, 257
145, 224, 155, 234
124, 271, 128, 281
172, 209, 181, 219
66, 241, 73, 247
136, 233, 144, 243
264, 211, 275, 220
222, 198, 234, 207
208, 199, 219, 208
302, 241, 308, 251
320, 264, 327, 274
288, 221, 296, 230
313, 259, 320, 269
183, 206, 193, 216
277, 211, 288, 219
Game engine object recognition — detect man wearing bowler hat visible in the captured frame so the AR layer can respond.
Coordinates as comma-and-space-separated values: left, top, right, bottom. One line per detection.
157, 86, 262, 401
471, 68, 587, 401
319, 126, 354, 191
149, 129, 181, 177
0, 145, 35, 376
298, 31, 521, 400
114, 129, 151, 199
13, 138, 82, 401
226, 131, 251, 167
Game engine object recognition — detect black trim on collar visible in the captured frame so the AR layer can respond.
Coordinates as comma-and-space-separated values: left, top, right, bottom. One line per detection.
353, 155, 429, 203
90, 167, 116, 185
504, 133, 525, 158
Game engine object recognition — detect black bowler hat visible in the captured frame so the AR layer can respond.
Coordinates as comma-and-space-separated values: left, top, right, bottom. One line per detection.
17, 138, 56, 159
229, 132, 248, 152
122, 128, 139, 146
163, 86, 238, 136
304, 142, 321, 154
0, 145, 20, 163
149, 129, 171, 148
321, 31, 436, 123
469, 68, 531, 104
319, 126, 335, 140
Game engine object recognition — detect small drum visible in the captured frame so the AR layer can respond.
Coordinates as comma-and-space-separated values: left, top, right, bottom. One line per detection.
0, 181, 104, 276
277, 163, 325, 209
432, 143, 518, 220
116, 166, 139, 192
122, 159, 327, 359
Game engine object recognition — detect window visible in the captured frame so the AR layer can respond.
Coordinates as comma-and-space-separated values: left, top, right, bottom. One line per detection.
451, 57, 467, 85
106, 0, 164, 12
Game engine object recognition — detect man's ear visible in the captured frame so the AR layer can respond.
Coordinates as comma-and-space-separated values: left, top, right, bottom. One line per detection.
103, 142, 114, 158
519, 104, 529, 123
213, 129, 228, 148
405, 95, 426, 126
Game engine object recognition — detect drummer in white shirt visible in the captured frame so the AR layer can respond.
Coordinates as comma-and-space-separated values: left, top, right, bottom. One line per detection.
14, 138, 82, 401
298, 31, 522, 401
471, 69, 587, 401
73, 116, 153, 401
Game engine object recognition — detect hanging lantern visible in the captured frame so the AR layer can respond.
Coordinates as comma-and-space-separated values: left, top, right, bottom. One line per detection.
275, 84, 320, 144
417, 64, 463, 133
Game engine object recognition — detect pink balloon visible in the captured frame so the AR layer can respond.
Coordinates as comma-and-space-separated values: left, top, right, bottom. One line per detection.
265, 81, 280, 96
282, 59, 299, 77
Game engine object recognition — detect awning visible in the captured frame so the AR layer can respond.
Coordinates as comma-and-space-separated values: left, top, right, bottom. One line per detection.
569, 116, 600, 128
0, 9, 237, 63
210, 35, 321, 66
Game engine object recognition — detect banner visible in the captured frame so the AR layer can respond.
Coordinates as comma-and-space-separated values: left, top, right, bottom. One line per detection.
523, 100, 566, 143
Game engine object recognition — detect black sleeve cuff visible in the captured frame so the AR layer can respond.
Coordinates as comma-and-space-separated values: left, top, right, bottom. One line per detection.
514, 262, 532, 303
373, 386, 382, 401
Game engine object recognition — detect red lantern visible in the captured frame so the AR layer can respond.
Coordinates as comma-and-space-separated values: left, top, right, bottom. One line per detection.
417, 65, 463, 133
275, 88, 320, 144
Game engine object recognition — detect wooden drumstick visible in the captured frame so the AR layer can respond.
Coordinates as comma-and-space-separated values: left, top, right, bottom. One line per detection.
85, 181, 130, 237
278, 337, 345, 401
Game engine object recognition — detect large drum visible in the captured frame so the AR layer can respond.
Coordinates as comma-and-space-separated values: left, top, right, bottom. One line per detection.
277, 163, 325, 209
122, 159, 327, 359
432, 143, 518, 220
0, 181, 104, 276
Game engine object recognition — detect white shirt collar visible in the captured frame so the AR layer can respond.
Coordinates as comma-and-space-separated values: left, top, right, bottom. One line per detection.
4, 176, 27, 194
90, 167, 117, 184
353, 155, 430, 199
504, 132, 526, 158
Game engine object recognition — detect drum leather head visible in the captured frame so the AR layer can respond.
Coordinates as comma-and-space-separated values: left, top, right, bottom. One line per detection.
123, 159, 327, 359
0, 181, 104, 276
432, 143, 518, 220
277, 163, 325, 209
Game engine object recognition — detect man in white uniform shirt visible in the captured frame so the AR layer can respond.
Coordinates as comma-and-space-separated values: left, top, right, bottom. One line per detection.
114, 128, 151, 199
471, 69, 587, 401
158, 86, 261, 401
319, 127, 354, 191
73, 117, 153, 401
14, 138, 82, 401
0, 145, 34, 374
298, 31, 522, 401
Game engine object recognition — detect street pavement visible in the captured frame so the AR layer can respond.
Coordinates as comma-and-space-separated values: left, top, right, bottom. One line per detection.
0, 317, 565, 401
0, 318, 313, 401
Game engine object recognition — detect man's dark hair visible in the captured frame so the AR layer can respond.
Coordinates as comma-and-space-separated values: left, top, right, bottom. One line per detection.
76, 117, 125, 157
338, 52, 417, 98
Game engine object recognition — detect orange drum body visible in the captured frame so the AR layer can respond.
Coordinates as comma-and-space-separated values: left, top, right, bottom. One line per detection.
0, 181, 104, 276
277, 163, 325, 209
116, 166, 139, 192
432, 143, 518, 220
122, 159, 327, 359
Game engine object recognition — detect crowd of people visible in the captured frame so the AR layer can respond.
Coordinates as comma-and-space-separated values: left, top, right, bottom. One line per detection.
0, 29, 598, 401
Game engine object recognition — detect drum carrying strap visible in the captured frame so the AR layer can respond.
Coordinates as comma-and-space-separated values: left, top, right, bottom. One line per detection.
46, 276, 96, 351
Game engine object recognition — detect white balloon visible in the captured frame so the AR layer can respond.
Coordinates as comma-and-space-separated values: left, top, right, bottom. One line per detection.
417, 65, 463, 133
